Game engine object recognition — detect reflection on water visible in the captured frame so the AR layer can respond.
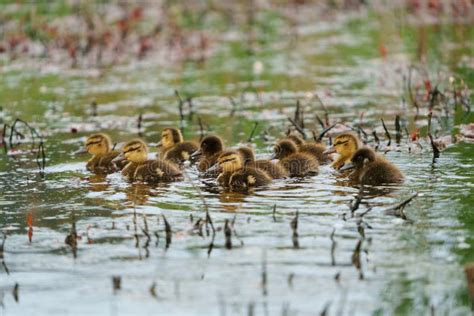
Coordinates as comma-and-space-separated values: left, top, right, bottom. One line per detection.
0, 6, 473, 316
124, 183, 152, 206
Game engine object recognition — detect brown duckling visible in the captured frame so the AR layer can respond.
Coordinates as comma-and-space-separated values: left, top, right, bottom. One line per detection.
229, 169, 272, 192
157, 127, 198, 165
341, 147, 404, 185
115, 139, 182, 183
83, 133, 125, 174
286, 134, 330, 164
237, 146, 288, 179
273, 140, 319, 177
323, 132, 361, 170
212, 150, 272, 190
191, 135, 224, 173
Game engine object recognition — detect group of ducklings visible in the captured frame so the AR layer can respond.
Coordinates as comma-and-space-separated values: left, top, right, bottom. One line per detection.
82, 128, 403, 192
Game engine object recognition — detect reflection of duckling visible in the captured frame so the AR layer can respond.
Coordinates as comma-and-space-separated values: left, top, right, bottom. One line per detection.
191, 135, 224, 173
219, 191, 246, 212
87, 174, 110, 192
286, 134, 330, 164
125, 183, 152, 205
84, 133, 125, 174
342, 148, 404, 185
324, 132, 361, 170
214, 150, 271, 190
237, 147, 288, 179
273, 140, 319, 177
116, 139, 182, 183
157, 127, 198, 165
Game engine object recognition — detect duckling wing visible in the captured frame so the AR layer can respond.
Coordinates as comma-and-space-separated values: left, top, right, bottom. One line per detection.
282, 153, 319, 177
217, 171, 232, 187
86, 156, 99, 173
255, 160, 289, 179
230, 168, 272, 189
198, 153, 220, 172
147, 159, 183, 182
360, 161, 404, 185
164, 142, 199, 164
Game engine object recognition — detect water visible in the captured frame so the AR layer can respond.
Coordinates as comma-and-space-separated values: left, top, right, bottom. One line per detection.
1, 6, 474, 316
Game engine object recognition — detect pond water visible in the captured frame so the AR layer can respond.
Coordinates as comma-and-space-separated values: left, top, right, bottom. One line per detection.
1, 6, 474, 316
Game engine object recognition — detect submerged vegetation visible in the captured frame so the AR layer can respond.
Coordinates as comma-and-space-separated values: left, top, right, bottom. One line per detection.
1, 1, 474, 315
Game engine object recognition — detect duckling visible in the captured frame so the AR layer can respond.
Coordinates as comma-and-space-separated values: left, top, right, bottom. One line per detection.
191, 135, 224, 173
213, 150, 271, 190
342, 148, 403, 185
237, 146, 288, 179
286, 134, 330, 164
157, 127, 198, 165
116, 139, 182, 183
273, 140, 319, 177
229, 168, 272, 192
83, 133, 125, 174
323, 132, 361, 170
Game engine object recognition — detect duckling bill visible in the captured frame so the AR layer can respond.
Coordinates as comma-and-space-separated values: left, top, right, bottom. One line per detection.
116, 139, 182, 183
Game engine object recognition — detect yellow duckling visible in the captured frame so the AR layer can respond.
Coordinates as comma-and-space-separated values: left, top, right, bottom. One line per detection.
286, 134, 330, 164
115, 139, 182, 183
157, 127, 198, 165
341, 147, 404, 185
237, 146, 288, 179
323, 132, 361, 170
83, 133, 125, 174
191, 135, 224, 173
213, 150, 272, 191
272, 140, 319, 177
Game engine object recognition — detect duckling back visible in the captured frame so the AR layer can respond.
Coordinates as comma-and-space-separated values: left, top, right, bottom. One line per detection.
299, 143, 331, 165
163, 142, 199, 165
286, 135, 329, 165
198, 153, 221, 172
359, 158, 404, 185
281, 152, 319, 177
124, 159, 183, 183
255, 160, 289, 179
237, 146, 288, 179
349, 148, 403, 185
229, 167, 272, 192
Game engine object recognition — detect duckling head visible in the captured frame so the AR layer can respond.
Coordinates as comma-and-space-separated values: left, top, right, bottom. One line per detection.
122, 139, 148, 163
351, 148, 376, 168
200, 135, 224, 156
85, 133, 112, 155
324, 132, 360, 159
158, 127, 183, 150
237, 147, 256, 166
273, 140, 298, 159
217, 151, 242, 173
